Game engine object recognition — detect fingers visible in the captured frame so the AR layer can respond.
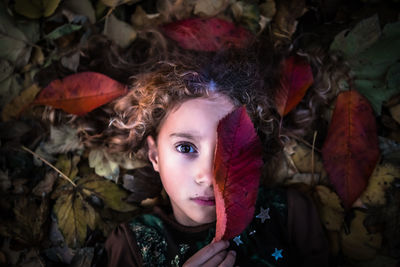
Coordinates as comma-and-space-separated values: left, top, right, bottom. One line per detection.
183, 240, 230, 266
203, 249, 236, 267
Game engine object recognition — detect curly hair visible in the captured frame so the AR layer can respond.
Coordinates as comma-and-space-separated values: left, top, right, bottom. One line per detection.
42, 30, 350, 183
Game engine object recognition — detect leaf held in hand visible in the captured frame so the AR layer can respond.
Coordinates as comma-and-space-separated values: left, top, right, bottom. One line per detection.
34, 72, 128, 115
275, 55, 314, 116
322, 91, 380, 209
213, 106, 263, 241
161, 17, 253, 51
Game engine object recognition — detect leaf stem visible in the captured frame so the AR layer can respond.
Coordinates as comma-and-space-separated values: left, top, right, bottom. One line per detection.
311, 131, 317, 186
21, 146, 77, 187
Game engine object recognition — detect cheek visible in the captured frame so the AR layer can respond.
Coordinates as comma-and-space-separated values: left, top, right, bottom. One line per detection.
158, 152, 192, 195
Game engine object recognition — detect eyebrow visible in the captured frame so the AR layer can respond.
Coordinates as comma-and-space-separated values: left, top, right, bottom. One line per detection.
169, 132, 201, 141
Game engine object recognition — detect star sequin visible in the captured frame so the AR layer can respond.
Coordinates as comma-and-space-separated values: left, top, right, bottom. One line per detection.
256, 207, 270, 223
233, 235, 243, 246
272, 248, 283, 261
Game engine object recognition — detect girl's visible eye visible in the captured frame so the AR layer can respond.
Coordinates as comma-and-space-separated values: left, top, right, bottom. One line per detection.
176, 143, 197, 154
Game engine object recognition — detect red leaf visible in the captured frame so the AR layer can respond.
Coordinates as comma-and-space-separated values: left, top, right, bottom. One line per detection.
322, 91, 380, 209
34, 72, 127, 115
275, 55, 314, 116
213, 106, 263, 241
161, 17, 253, 51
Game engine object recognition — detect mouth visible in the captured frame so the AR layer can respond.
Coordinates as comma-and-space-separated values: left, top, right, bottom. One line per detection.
191, 196, 216, 206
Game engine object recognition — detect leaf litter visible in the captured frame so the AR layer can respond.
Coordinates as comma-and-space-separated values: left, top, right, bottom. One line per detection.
0, 0, 399, 266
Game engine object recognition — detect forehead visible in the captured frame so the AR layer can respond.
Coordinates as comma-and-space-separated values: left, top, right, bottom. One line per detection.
159, 96, 235, 136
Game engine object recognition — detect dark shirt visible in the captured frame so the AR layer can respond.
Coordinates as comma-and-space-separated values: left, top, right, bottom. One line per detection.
101, 186, 329, 266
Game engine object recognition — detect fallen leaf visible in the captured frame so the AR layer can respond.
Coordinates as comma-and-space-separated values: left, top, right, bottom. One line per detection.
0, 3, 32, 67
230, 1, 261, 33
34, 72, 128, 115
79, 175, 137, 212
330, 14, 381, 57
290, 141, 325, 175
54, 192, 98, 247
275, 55, 314, 116
106, 152, 148, 170
271, 0, 307, 47
0, 169, 11, 192
360, 163, 399, 206
122, 168, 163, 203
55, 154, 80, 180
33, 171, 58, 197
259, 0, 276, 20
314, 185, 344, 231
213, 106, 263, 241
63, 0, 96, 24
389, 104, 400, 124
44, 125, 84, 155
341, 210, 382, 260
61, 51, 80, 72
54, 174, 137, 247
15, 0, 61, 18
0, 196, 49, 246
88, 149, 119, 181
193, 0, 228, 17
45, 24, 82, 40
1, 84, 41, 121
0, 74, 24, 108
322, 91, 380, 209
104, 14, 137, 49
162, 17, 253, 51
0, 59, 13, 82
130, 6, 161, 29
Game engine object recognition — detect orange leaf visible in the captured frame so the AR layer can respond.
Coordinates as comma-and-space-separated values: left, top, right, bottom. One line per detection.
322, 91, 380, 209
213, 106, 263, 241
34, 72, 127, 115
275, 55, 314, 116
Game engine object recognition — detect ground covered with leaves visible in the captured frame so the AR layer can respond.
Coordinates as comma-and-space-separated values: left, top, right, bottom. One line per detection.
1, 0, 400, 266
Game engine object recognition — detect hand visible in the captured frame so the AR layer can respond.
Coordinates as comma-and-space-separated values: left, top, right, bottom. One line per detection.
183, 240, 236, 267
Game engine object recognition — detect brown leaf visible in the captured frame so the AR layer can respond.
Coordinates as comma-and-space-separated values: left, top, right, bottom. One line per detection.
32, 171, 58, 197
341, 210, 382, 260
314, 185, 344, 231
271, 0, 307, 47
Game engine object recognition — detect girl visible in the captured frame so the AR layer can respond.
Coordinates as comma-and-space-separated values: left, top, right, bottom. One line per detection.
59, 34, 345, 266
73, 45, 336, 266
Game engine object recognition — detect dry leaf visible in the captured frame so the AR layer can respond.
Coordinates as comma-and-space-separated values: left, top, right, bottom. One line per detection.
314, 185, 344, 231
341, 210, 382, 260
15, 0, 61, 19
131, 6, 161, 29
360, 163, 399, 206
104, 14, 137, 48
43, 125, 84, 155
194, 0, 228, 17
88, 149, 119, 181
389, 104, 400, 124
101, 0, 139, 7
1, 83, 41, 122
33, 171, 58, 197
63, 0, 96, 24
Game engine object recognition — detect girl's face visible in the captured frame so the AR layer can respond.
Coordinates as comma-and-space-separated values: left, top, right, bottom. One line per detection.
147, 95, 235, 226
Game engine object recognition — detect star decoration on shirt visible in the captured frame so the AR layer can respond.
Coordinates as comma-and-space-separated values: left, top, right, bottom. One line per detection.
233, 235, 243, 246
256, 207, 270, 223
272, 248, 283, 261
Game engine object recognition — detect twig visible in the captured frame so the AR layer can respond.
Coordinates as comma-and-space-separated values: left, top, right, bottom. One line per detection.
21, 146, 77, 187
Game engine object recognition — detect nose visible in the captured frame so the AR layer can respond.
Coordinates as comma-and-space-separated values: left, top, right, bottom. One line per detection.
195, 154, 214, 187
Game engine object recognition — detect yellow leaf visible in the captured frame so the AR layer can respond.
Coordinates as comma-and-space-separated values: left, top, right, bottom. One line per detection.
290, 141, 325, 174
389, 104, 400, 124
104, 14, 137, 49
88, 148, 119, 180
54, 192, 98, 248
15, 0, 61, 19
259, 0, 276, 19
55, 154, 80, 181
130, 6, 161, 29
194, 0, 227, 17
360, 163, 399, 206
341, 210, 382, 260
79, 175, 137, 212
1, 83, 40, 121
315, 185, 344, 231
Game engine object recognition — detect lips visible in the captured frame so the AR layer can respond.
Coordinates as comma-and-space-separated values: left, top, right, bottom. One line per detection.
191, 196, 216, 206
